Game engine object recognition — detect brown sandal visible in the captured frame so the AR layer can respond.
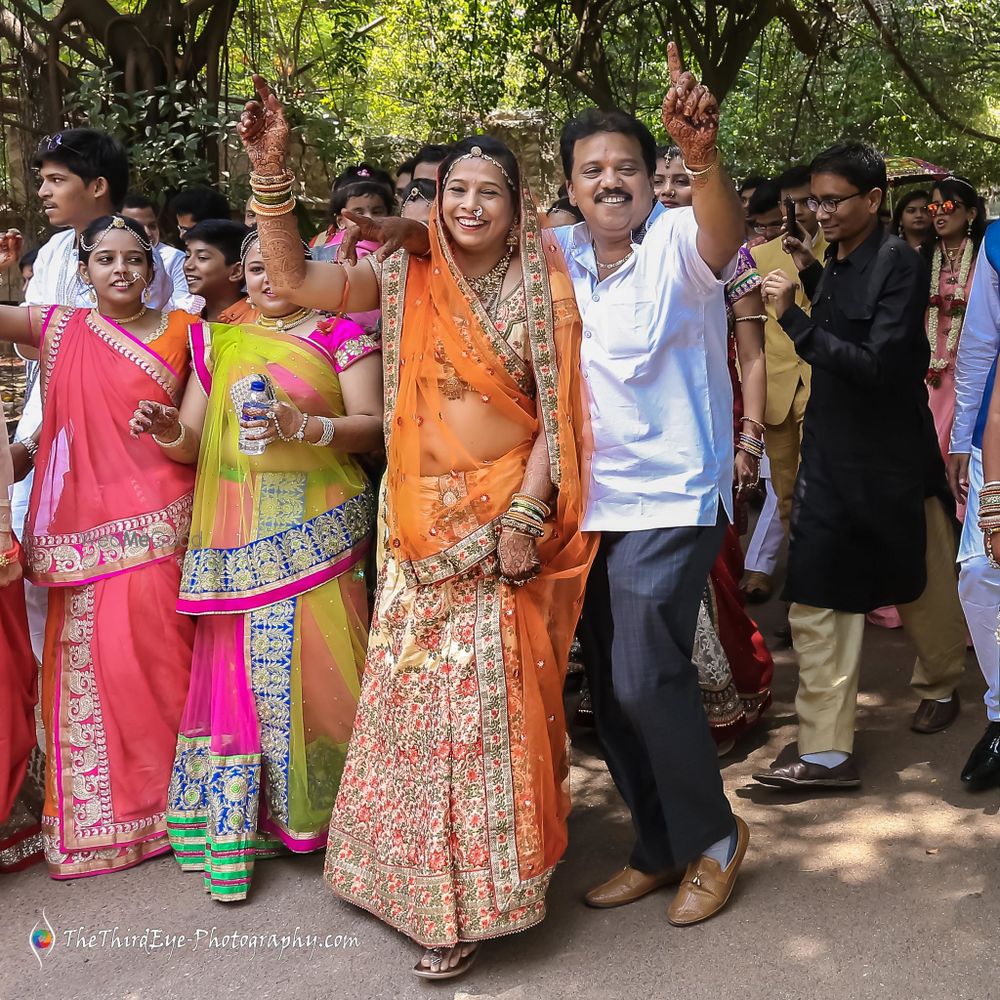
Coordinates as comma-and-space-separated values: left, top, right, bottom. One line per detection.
413, 943, 480, 980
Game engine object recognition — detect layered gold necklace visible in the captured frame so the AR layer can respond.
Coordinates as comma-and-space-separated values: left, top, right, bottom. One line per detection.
256, 306, 316, 331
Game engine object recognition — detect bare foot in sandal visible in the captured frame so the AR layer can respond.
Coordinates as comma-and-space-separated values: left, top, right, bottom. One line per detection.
413, 942, 480, 979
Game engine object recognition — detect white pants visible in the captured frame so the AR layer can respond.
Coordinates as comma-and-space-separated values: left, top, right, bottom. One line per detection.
10, 372, 45, 663
745, 477, 783, 576
958, 447, 1000, 721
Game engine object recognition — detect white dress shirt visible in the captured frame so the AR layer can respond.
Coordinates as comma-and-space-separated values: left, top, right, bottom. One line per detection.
155, 241, 196, 310
950, 239, 1000, 455
555, 202, 736, 532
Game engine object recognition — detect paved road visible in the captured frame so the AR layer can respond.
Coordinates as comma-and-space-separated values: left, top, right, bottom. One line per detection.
3, 594, 998, 1000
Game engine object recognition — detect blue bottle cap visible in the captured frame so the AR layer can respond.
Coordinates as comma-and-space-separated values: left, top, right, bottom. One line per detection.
249, 377, 267, 392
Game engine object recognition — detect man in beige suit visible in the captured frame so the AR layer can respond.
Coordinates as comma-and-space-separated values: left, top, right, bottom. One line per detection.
750, 165, 826, 542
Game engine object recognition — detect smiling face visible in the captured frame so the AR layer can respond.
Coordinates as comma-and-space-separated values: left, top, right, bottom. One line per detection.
930, 186, 977, 243
567, 131, 653, 241
37, 162, 106, 230
440, 157, 516, 259
654, 155, 692, 209
78, 228, 151, 314
811, 171, 881, 248
243, 243, 294, 317
183, 239, 243, 300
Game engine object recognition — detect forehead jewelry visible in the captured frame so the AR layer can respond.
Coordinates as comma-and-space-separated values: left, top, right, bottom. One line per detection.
443, 145, 515, 192
79, 215, 152, 254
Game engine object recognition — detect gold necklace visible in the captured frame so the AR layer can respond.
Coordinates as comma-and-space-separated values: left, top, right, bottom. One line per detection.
103, 305, 147, 324
594, 244, 634, 271
256, 306, 316, 331
465, 250, 513, 307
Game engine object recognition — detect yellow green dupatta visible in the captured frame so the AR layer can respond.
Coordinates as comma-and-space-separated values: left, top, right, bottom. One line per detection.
177, 321, 375, 615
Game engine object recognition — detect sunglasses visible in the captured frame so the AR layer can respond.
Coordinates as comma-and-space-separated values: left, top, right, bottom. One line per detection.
37, 132, 82, 156
926, 199, 966, 216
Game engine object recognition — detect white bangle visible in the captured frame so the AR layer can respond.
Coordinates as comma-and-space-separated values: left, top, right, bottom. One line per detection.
312, 416, 336, 447
153, 423, 186, 449
682, 152, 719, 177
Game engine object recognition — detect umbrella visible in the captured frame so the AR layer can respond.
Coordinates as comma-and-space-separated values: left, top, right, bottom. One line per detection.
884, 155, 950, 186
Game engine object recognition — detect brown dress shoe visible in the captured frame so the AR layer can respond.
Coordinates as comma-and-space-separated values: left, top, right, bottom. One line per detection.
740, 571, 772, 604
753, 755, 861, 789
911, 691, 960, 734
667, 815, 749, 927
584, 865, 685, 908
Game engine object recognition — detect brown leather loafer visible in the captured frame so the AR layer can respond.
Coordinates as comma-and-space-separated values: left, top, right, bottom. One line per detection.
667, 815, 749, 926
740, 571, 773, 604
584, 864, 685, 909
753, 755, 861, 789
911, 691, 960, 734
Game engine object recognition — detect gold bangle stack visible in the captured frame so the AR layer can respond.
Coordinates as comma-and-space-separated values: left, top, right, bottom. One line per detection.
250, 170, 296, 218
500, 492, 551, 538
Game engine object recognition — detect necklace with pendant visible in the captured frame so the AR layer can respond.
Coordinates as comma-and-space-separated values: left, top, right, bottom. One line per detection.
256, 306, 316, 331
466, 250, 513, 309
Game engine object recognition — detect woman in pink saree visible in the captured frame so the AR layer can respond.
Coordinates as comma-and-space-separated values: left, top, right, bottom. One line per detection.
0, 215, 197, 878
131, 230, 382, 900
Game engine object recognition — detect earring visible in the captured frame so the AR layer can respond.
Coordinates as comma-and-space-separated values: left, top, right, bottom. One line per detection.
246, 296, 253, 306
141, 285, 151, 305
86, 284, 97, 304
506, 226, 519, 249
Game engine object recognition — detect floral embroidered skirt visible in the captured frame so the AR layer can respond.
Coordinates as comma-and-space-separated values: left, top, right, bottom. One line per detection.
167, 571, 367, 901
325, 556, 555, 948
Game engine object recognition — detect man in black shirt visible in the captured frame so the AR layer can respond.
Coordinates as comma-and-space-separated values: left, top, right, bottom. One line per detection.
753, 141, 966, 789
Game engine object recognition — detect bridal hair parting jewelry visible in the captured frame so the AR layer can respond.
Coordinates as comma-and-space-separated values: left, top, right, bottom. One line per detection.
80, 214, 153, 254
443, 145, 516, 193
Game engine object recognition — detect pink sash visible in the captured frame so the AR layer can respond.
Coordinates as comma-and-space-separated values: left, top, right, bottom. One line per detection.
25, 307, 195, 586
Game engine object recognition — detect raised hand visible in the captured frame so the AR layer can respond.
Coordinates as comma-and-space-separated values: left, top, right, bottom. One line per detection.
661, 41, 719, 169
338, 211, 431, 265
0, 229, 24, 274
238, 74, 290, 176
129, 400, 180, 440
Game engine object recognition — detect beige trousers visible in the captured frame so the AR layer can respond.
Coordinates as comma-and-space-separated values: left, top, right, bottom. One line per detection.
791, 497, 966, 754
764, 379, 809, 534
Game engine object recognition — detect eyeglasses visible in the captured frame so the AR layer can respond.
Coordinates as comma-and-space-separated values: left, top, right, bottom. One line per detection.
806, 192, 866, 214
751, 221, 784, 235
927, 199, 965, 216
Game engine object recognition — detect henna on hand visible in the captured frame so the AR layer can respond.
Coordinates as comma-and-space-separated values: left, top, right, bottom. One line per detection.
661, 41, 720, 168
130, 400, 180, 439
238, 74, 290, 175
498, 527, 541, 583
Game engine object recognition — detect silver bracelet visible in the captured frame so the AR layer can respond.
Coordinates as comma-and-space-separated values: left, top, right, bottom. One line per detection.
312, 416, 336, 447
153, 423, 186, 449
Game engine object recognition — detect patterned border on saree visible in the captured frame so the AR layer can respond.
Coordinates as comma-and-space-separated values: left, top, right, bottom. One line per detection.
25, 494, 193, 586
178, 485, 375, 608
398, 517, 502, 589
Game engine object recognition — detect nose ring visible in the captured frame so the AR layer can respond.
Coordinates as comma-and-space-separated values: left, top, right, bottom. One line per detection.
472, 207, 484, 219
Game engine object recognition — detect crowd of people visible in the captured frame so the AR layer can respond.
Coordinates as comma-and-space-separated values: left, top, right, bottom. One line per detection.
2, 42, 1000, 981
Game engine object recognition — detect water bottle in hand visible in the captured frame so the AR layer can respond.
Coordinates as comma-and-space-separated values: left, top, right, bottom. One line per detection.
239, 377, 272, 456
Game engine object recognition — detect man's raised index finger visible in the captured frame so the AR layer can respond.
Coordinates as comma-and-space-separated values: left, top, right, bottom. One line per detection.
667, 40, 684, 83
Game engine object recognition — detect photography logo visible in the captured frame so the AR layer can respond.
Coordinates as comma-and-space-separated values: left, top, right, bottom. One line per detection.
29, 910, 55, 968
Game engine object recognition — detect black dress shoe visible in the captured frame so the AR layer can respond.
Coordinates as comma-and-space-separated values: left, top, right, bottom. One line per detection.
753, 755, 861, 790
961, 722, 1000, 788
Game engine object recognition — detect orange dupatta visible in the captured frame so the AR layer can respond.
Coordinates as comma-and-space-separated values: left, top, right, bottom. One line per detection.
380, 190, 597, 884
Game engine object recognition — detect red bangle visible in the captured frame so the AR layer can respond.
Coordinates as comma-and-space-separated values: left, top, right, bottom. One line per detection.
0, 536, 21, 569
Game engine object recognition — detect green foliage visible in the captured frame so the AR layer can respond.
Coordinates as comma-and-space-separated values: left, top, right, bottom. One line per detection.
62, 68, 232, 199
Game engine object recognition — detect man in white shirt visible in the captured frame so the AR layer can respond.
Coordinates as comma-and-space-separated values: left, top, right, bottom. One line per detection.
558, 45, 750, 927
12, 129, 173, 660
948, 223, 1000, 787
121, 191, 193, 309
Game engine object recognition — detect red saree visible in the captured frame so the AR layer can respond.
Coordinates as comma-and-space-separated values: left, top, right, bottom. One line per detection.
27, 306, 197, 878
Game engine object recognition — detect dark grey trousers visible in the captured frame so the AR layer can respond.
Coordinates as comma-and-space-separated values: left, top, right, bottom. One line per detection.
578, 509, 733, 871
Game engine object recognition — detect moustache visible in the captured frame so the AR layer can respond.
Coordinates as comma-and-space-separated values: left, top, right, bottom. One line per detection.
595, 190, 632, 203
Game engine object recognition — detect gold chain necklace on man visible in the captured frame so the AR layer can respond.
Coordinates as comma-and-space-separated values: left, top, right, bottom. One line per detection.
466, 250, 513, 309
256, 306, 315, 331
594, 243, 634, 271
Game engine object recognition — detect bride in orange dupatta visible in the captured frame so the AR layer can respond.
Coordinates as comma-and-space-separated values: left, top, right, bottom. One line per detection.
238, 80, 595, 979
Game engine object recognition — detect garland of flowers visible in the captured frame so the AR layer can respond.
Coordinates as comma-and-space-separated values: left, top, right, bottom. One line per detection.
927, 238, 974, 388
